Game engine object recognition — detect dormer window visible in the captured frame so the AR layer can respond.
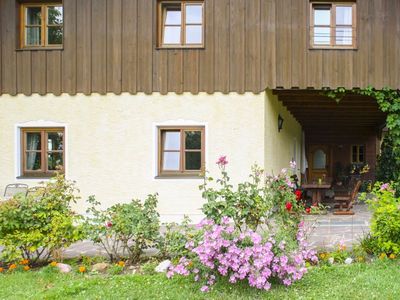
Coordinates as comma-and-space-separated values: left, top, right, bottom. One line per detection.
20, 3, 63, 49
157, 1, 204, 48
310, 2, 356, 49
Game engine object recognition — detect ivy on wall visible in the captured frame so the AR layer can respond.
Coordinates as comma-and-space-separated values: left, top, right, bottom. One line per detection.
326, 86, 400, 188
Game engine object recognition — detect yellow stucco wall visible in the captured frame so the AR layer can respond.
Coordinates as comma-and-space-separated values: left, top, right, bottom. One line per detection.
264, 90, 302, 177
0, 91, 301, 222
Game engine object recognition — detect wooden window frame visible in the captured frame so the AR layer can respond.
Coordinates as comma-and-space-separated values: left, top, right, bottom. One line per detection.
157, 0, 205, 49
351, 144, 365, 164
158, 126, 205, 177
19, 2, 63, 49
21, 127, 65, 177
310, 1, 357, 49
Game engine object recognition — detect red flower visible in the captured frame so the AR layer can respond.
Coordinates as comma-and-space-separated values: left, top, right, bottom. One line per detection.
295, 190, 302, 201
305, 207, 311, 214
285, 202, 293, 211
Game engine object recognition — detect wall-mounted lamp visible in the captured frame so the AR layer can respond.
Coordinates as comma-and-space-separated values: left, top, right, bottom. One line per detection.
278, 114, 284, 132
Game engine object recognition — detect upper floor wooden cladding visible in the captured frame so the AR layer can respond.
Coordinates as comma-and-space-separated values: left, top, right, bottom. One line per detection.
1, 0, 399, 96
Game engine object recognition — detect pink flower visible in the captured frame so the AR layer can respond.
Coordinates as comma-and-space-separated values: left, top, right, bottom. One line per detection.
200, 285, 209, 292
380, 183, 390, 191
216, 156, 228, 167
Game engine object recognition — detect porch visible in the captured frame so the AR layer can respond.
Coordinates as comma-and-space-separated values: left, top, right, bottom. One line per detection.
275, 89, 386, 196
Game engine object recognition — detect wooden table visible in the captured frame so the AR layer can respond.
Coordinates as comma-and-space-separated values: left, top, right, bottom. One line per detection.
301, 183, 332, 205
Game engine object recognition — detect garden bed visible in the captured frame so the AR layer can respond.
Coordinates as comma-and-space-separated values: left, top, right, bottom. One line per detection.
0, 260, 399, 299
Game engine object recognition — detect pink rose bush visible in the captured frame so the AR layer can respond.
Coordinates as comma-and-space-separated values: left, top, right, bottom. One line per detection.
167, 218, 318, 292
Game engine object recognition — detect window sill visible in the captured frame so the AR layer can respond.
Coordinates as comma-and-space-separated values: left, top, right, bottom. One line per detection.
156, 46, 205, 50
155, 175, 204, 180
17, 173, 61, 179
309, 46, 358, 51
17, 176, 51, 180
16, 47, 64, 52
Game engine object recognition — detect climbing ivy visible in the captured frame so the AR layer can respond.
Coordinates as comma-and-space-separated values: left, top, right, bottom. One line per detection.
326, 86, 400, 188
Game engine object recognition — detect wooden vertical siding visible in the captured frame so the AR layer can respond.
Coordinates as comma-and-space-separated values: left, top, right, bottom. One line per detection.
1, 0, 400, 96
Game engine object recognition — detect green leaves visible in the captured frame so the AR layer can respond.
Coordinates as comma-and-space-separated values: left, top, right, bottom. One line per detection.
83, 194, 161, 263
0, 173, 83, 264
363, 182, 400, 255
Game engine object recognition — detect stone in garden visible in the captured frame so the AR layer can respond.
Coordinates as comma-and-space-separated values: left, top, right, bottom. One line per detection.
345, 258, 353, 265
155, 260, 171, 273
328, 257, 334, 265
92, 262, 110, 273
56, 263, 72, 273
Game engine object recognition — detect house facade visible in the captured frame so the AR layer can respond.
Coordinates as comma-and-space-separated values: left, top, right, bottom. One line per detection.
0, 0, 394, 221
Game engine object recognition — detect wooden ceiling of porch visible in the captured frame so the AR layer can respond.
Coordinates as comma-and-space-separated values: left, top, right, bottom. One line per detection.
274, 90, 387, 130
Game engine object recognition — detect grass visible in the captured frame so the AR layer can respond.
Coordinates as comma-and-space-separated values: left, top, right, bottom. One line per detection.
0, 260, 399, 300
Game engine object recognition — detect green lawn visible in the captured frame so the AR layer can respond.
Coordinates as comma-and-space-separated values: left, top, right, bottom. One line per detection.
0, 260, 399, 300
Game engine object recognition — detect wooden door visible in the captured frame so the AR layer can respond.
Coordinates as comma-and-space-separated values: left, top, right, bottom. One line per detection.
308, 145, 331, 183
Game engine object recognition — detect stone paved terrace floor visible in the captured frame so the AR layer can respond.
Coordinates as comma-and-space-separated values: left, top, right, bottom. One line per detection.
304, 203, 371, 250
61, 204, 371, 258
0, 204, 372, 258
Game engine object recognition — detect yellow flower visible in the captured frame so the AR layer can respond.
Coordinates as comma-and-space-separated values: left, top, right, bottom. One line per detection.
78, 266, 86, 273
0, 267, 4, 273
117, 261, 125, 267
8, 264, 17, 271
319, 253, 326, 259
50, 261, 58, 267
357, 256, 365, 262
379, 253, 387, 260
389, 254, 396, 259
20, 259, 29, 265
23, 266, 30, 271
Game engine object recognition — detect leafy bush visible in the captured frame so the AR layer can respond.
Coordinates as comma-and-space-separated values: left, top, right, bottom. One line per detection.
159, 216, 202, 260
84, 194, 161, 263
376, 133, 400, 196
362, 182, 400, 255
0, 174, 83, 264
167, 218, 318, 292
200, 157, 301, 239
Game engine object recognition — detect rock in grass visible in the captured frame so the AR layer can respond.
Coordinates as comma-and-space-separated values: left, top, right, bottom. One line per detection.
345, 258, 353, 265
56, 263, 72, 273
92, 263, 110, 273
155, 260, 171, 273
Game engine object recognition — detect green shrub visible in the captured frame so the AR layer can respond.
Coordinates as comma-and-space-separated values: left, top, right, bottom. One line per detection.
84, 194, 161, 263
200, 160, 301, 240
362, 182, 400, 255
0, 174, 83, 264
159, 216, 202, 260
376, 133, 400, 196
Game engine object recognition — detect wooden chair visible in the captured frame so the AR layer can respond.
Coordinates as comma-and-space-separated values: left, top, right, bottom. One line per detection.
333, 180, 362, 215
3, 183, 29, 199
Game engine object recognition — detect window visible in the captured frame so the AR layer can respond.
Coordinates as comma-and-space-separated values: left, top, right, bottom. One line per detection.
21, 128, 65, 177
310, 2, 356, 48
351, 145, 365, 164
20, 3, 63, 48
313, 149, 327, 170
158, 127, 205, 176
157, 1, 204, 48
